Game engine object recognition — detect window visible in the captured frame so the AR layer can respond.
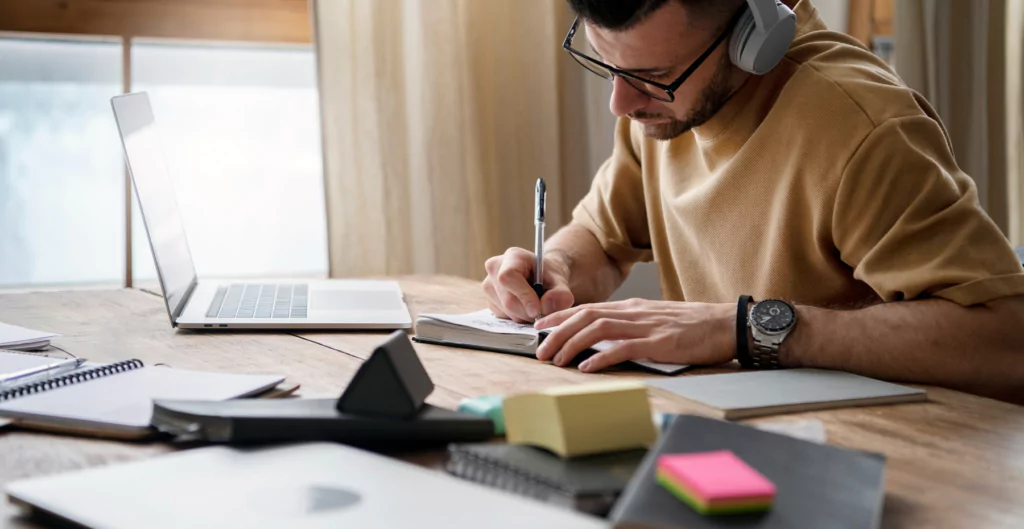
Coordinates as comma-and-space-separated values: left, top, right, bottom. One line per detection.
130, 42, 326, 283
0, 37, 124, 287
0, 0, 318, 289
0, 36, 327, 288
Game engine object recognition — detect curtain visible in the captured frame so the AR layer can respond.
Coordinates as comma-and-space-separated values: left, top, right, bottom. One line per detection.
312, 0, 601, 279
894, 0, 1024, 243
1007, 1, 1024, 245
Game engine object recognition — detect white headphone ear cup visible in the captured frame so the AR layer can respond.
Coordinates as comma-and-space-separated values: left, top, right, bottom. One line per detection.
729, 9, 758, 72
729, 2, 797, 75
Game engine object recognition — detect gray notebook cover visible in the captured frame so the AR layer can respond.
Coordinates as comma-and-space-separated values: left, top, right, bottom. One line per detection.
610, 415, 886, 529
648, 369, 926, 419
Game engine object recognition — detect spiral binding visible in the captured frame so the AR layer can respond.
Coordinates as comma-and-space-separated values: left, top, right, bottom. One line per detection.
445, 448, 568, 501
0, 359, 144, 402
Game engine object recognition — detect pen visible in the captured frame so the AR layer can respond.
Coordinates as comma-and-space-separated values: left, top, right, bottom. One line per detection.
0, 357, 87, 388
533, 178, 547, 300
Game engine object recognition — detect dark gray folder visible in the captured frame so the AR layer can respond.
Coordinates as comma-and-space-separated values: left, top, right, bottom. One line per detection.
610, 415, 886, 529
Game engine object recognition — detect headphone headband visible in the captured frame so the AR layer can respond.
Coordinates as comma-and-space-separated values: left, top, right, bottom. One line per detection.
746, 0, 781, 29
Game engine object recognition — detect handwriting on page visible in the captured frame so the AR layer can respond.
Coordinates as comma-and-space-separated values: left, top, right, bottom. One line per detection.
420, 310, 540, 336
471, 315, 538, 334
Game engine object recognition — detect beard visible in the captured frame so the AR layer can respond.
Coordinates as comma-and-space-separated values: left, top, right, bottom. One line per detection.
630, 57, 735, 141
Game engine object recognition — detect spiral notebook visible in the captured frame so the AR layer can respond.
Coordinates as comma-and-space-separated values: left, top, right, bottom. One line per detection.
445, 443, 647, 516
0, 351, 284, 439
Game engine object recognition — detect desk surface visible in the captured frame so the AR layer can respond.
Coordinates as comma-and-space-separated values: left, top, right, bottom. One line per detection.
0, 276, 1022, 528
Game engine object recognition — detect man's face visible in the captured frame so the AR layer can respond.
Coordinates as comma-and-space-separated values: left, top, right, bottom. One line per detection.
585, 1, 736, 140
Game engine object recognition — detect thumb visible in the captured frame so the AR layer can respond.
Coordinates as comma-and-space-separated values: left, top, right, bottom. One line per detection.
540, 269, 573, 316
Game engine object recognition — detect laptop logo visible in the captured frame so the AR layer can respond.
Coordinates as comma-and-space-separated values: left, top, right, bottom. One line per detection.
308, 485, 361, 512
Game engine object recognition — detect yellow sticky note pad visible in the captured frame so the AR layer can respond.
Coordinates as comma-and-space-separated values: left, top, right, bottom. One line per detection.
503, 381, 657, 458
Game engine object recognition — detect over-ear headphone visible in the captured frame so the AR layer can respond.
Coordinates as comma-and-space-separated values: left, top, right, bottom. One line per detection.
729, 0, 797, 75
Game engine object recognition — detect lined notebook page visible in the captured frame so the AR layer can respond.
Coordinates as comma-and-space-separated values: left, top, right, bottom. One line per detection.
0, 367, 283, 433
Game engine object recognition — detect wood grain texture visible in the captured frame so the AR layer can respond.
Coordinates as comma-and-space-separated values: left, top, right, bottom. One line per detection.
0, 287, 365, 528
0, 0, 311, 43
1, 277, 1023, 528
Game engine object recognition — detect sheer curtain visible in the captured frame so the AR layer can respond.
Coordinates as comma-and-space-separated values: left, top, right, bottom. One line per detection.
894, 0, 1024, 242
313, 0, 600, 279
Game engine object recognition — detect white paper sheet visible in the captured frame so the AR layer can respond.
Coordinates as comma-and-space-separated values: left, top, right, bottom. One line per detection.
0, 322, 59, 350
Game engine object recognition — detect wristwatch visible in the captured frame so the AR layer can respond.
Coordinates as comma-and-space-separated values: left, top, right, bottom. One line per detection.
747, 299, 797, 369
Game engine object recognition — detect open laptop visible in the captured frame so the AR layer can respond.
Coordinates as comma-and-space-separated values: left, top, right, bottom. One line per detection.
6, 443, 607, 529
111, 92, 411, 330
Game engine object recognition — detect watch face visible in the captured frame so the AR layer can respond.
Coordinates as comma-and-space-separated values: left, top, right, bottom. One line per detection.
751, 299, 795, 333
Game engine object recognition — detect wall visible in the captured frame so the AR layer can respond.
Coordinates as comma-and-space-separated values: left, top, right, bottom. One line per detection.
813, 0, 850, 32
573, 73, 663, 301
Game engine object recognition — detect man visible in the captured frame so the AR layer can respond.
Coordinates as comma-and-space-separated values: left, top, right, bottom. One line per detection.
481, 0, 1024, 403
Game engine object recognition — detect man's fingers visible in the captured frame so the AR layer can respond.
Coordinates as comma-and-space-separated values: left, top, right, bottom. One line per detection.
536, 296, 652, 328
535, 304, 584, 330
551, 319, 649, 367
579, 338, 654, 373
536, 307, 639, 361
496, 249, 541, 318
485, 275, 530, 322
540, 287, 574, 317
484, 255, 503, 276
482, 278, 511, 319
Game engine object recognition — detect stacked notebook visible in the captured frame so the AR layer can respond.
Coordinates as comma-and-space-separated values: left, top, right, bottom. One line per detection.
446, 443, 647, 516
0, 321, 58, 351
648, 368, 927, 419
0, 351, 285, 438
415, 310, 689, 375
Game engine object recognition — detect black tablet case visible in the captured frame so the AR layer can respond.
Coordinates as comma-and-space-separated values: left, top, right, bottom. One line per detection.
151, 331, 493, 447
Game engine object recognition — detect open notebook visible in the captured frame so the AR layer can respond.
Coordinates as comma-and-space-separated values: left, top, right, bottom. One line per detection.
414, 310, 689, 375
0, 351, 284, 439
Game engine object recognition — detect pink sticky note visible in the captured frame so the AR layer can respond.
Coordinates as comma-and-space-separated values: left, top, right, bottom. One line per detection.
657, 450, 776, 502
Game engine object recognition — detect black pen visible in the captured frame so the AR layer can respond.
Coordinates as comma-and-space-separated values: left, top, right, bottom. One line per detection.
533, 178, 546, 299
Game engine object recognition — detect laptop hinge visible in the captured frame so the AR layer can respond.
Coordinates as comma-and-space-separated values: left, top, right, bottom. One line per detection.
170, 278, 199, 327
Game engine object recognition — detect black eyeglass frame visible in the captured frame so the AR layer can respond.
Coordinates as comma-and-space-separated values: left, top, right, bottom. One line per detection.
562, 8, 745, 103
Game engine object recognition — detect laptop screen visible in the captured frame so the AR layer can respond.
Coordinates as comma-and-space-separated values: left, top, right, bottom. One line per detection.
111, 93, 197, 323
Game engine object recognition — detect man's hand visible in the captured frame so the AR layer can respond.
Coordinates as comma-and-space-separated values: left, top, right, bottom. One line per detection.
534, 299, 735, 372
482, 247, 575, 323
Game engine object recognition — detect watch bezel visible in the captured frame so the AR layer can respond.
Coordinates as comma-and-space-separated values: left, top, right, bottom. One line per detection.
748, 299, 797, 336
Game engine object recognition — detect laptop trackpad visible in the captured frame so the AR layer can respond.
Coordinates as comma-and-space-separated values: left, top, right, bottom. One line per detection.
310, 290, 403, 312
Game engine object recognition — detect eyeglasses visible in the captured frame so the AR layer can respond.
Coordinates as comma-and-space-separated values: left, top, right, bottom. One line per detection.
562, 9, 744, 103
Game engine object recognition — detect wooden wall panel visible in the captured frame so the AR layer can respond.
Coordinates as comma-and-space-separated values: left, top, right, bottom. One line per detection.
0, 0, 310, 43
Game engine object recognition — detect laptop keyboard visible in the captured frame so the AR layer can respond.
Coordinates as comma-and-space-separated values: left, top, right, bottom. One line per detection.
206, 284, 308, 319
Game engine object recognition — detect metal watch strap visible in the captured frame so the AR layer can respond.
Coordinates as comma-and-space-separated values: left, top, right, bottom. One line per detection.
749, 340, 782, 369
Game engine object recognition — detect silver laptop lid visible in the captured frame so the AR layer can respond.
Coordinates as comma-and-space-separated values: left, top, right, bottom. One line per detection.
7, 442, 608, 529
111, 92, 197, 326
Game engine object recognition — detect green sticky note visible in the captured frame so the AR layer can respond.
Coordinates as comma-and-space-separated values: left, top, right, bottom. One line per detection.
458, 395, 505, 436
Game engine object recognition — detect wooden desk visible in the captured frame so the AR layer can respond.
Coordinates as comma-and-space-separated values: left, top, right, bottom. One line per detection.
1, 276, 1022, 528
